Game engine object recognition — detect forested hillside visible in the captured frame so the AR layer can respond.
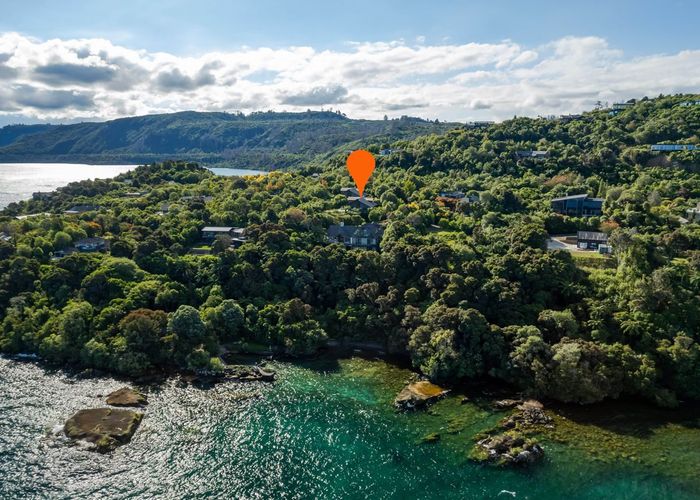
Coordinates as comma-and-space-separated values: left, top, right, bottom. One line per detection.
1, 94, 699, 407
0, 111, 456, 169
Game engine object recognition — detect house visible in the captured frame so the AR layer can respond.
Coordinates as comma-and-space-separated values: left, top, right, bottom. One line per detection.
181, 195, 214, 203
687, 203, 700, 222
201, 226, 238, 240
347, 196, 377, 211
577, 231, 608, 250
379, 149, 393, 156
32, 192, 53, 200
230, 228, 248, 247
65, 205, 100, 215
679, 100, 700, 107
650, 144, 697, 152
75, 237, 108, 252
515, 150, 550, 160
551, 194, 603, 217
465, 121, 494, 129
0, 232, 11, 242
612, 101, 635, 111
439, 190, 465, 199
559, 114, 583, 123
340, 187, 360, 198
124, 192, 145, 197
327, 223, 384, 249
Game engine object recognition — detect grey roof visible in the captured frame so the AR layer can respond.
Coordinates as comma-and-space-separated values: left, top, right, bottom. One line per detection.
577, 231, 608, 241
551, 194, 588, 201
551, 194, 603, 202
347, 196, 377, 208
65, 204, 99, 213
202, 226, 234, 232
328, 223, 383, 239
75, 237, 107, 246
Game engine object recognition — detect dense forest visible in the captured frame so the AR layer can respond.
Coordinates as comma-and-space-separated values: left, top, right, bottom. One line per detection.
1, 94, 699, 407
0, 111, 456, 169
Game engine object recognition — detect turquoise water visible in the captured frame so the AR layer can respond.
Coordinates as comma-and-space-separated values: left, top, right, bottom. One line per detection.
0, 356, 699, 499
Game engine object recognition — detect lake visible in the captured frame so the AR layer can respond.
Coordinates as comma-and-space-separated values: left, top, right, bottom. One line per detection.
1, 355, 699, 499
0, 163, 268, 209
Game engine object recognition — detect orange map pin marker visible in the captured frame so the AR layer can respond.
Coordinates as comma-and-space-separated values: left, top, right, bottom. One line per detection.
346, 149, 375, 197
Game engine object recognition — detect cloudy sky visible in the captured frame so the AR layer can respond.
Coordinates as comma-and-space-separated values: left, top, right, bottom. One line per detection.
0, 0, 698, 125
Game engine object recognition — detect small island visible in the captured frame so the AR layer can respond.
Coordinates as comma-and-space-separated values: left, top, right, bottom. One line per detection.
64, 408, 143, 453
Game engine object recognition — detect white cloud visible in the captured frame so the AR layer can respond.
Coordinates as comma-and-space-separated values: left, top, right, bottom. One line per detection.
0, 32, 698, 123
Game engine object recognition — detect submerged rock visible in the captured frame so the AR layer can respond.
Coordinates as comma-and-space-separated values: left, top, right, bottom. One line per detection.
472, 432, 544, 467
106, 387, 148, 407
64, 408, 143, 453
394, 381, 448, 410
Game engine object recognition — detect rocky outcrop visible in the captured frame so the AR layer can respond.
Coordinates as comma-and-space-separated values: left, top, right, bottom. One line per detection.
394, 381, 448, 410
501, 400, 553, 429
492, 398, 522, 410
105, 387, 147, 407
473, 433, 545, 466
64, 408, 143, 452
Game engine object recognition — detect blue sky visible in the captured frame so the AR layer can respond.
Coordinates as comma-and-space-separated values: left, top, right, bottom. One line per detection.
2, 0, 697, 55
0, 0, 698, 124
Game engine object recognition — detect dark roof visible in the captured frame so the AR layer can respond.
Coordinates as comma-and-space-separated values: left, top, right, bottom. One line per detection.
340, 187, 360, 197
65, 204, 99, 213
75, 237, 107, 246
328, 223, 383, 239
551, 194, 603, 202
577, 231, 608, 241
347, 196, 377, 208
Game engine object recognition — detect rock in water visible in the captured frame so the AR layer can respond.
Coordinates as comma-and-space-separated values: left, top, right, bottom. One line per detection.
471, 432, 544, 467
394, 381, 448, 410
106, 387, 148, 407
64, 408, 143, 452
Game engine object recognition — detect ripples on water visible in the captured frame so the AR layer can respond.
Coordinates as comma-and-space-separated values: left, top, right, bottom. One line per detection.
1, 356, 699, 499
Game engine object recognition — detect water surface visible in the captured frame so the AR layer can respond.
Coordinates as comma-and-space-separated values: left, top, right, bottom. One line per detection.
0, 163, 137, 209
0, 164, 268, 209
1, 356, 698, 499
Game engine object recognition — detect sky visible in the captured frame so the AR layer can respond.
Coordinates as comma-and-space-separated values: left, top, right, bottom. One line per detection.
0, 0, 698, 125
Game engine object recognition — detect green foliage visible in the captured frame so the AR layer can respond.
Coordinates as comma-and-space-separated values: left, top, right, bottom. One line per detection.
1, 94, 699, 405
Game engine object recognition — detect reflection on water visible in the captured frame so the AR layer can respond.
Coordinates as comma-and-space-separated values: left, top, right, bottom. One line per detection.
1, 356, 699, 499
0, 163, 137, 209
0, 163, 268, 209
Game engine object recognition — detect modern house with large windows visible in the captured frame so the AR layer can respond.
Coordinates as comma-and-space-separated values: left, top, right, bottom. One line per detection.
551, 194, 603, 217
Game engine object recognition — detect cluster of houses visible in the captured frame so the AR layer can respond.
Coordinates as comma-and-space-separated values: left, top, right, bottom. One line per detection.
679, 100, 700, 107
550, 194, 603, 217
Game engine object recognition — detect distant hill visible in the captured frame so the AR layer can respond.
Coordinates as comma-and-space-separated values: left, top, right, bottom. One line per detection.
0, 111, 458, 169
0, 124, 56, 148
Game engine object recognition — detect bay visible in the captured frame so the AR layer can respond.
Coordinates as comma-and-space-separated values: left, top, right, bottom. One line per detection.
1, 356, 698, 499
0, 163, 268, 210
